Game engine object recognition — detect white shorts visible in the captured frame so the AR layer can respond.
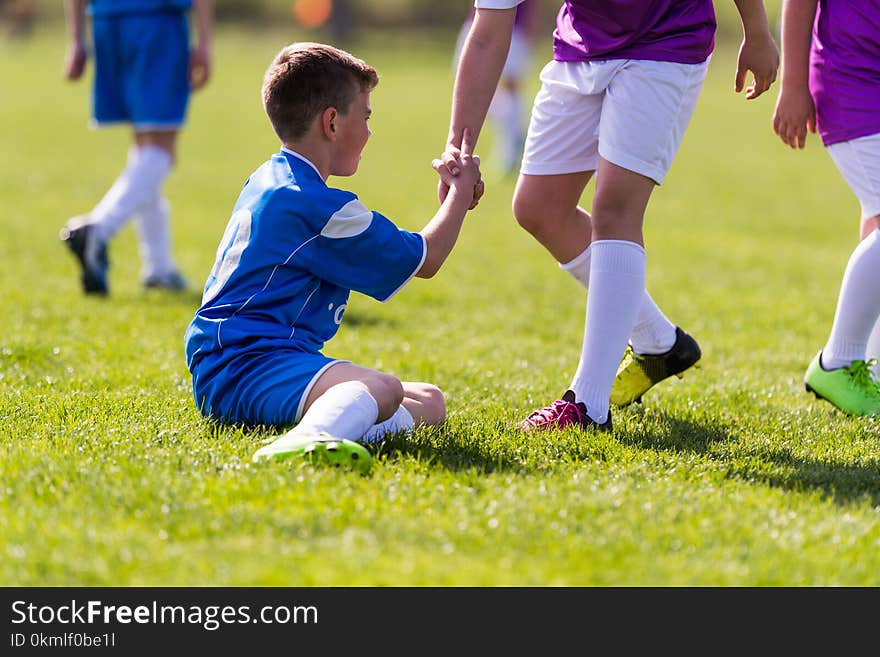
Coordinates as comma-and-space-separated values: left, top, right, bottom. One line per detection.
521, 58, 709, 184
827, 132, 880, 219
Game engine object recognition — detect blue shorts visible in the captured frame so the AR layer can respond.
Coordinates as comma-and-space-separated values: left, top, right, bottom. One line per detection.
91, 11, 191, 129
190, 345, 345, 429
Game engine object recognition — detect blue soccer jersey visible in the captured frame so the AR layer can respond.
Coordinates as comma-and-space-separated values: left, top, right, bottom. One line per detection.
183, 150, 426, 425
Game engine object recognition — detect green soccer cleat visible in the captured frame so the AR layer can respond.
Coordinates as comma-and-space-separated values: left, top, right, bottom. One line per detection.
610, 326, 702, 407
804, 351, 880, 416
252, 431, 372, 474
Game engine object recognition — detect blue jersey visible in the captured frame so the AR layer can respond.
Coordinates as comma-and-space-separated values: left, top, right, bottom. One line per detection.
88, 1, 191, 16
184, 150, 426, 371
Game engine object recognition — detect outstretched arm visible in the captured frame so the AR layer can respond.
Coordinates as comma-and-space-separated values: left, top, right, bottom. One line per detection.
732, 0, 779, 99
772, 0, 818, 149
439, 5, 518, 204
421, 130, 482, 278
63, 0, 87, 80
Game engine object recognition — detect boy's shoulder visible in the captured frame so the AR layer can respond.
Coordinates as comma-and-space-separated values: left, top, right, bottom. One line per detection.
243, 151, 366, 223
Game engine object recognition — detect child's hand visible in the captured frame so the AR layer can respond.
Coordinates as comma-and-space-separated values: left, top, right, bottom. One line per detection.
772, 87, 816, 149
189, 43, 212, 90
433, 129, 484, 210
63, 41, 87, 81
735, 30, 779, 100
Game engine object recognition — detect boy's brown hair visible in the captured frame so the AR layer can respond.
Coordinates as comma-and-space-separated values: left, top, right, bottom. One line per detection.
262, 42, 379, 143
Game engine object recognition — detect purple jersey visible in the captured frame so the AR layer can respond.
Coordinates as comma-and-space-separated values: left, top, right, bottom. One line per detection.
474, 1, 715, 63
809, 0, 880, 146
553, 1, 716, 64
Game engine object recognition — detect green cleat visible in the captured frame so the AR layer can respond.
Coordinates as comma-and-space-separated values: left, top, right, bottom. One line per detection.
804, 351, 880, 416
252, 431, 372, 474
610, 327, 702, 407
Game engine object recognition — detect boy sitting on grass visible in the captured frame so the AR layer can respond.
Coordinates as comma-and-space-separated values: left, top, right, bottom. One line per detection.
184, 42, 482, 473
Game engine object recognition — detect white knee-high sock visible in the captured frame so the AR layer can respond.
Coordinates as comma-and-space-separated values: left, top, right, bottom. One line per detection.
361, 405, 414, 444
90, 147, 138, 222
135, 196, 176, 279
822, 229, 880, 370
289, 381, 379, 442
560, 245, 674, 354
559, 244, 593, 288
570, 240, 646, 423
629, 291, 676, 355
91, 145, 172, 241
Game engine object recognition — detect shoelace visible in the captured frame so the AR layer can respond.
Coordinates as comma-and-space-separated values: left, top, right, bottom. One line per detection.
523, 399, 585, 427
847, 359, 880, 399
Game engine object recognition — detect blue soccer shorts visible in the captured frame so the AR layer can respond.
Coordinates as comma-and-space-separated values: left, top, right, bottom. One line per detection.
190, 345, 347, 429
91, 11, 191, 130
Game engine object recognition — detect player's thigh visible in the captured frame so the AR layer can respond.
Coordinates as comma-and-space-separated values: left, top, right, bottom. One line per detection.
306, 361, 404, 418
599, 58, 709, 185
827, 132, 880, 222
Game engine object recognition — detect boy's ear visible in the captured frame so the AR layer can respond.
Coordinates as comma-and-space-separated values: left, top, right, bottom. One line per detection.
321, 107, 338, 140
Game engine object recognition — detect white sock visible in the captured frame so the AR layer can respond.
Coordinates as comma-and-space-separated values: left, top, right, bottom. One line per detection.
91, 145, 172, 241
90, 147, 138, 223
570, 240, 646, 423
135, 196, 177, 279
289, 381, 379, 441
629, 291, 677, 355
559, 244, 592, 288
361, 405, 414, 445
822, 229, 880, 370
560, 246, 675, 354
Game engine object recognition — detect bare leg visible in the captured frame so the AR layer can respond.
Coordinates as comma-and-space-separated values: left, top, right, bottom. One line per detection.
512, 171, 594, 263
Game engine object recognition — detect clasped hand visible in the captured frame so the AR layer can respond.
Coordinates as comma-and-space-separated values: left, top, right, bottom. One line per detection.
433, 128, 485, 210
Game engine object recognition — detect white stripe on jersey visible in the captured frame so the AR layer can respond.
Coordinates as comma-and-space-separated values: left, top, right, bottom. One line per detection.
320, 199, 374, 239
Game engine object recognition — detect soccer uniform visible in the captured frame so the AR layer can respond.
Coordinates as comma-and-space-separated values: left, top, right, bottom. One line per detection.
476, 0, 716, 183
184, 150, 426, 427
88, 0, 193, 129
810, 0, 880, 218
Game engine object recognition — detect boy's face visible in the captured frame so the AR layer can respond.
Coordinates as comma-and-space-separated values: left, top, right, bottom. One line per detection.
331, 89, 372, 177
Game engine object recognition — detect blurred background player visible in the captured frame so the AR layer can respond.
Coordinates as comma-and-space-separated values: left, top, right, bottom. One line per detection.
773, 0, 880, 415
59, 0, 214, 295
453, 0, 540, 177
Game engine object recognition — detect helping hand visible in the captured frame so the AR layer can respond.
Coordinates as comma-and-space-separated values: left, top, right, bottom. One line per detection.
434, 128, 484, 210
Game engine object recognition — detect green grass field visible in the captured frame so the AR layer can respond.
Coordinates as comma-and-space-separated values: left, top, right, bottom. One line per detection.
1, 23, 878, 587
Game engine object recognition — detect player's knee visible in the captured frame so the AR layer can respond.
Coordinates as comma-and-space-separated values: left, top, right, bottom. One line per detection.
420, 384, 446, 426
512, 190, 544, 235
373, 373, 404, 419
